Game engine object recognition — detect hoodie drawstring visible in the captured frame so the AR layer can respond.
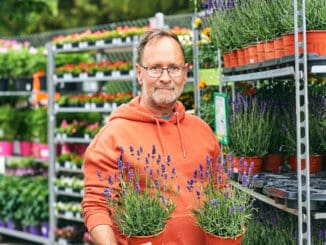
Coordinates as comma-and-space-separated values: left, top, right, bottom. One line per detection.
175, 112, 186, 158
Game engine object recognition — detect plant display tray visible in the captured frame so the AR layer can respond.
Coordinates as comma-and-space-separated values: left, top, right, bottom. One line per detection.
247, 172, 326, 211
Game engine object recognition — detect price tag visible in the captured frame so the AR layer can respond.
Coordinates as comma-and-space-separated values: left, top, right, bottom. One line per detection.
80, 72, 87, 79
63, 43, 72, 50
0, 157, 5, 174
97, 72, 104, 79
96, 40, 104, 46
79, 42, 88, 48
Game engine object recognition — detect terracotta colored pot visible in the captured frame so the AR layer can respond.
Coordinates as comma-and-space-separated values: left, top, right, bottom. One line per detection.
282, 32, 303, 56
127, 229, 165, 245
243, 46, 250, 65
256, 42, 265, 62
204, 230, 244, 245
223, 52, 231, 68
248, 44, 258, 64
263, 154, 283, 173
236, 49, 246, 66
274, 38, 285, 59
263, 40, 275, 60
288, 154, 323, 174
306, 30, 326, 56
229, 50, 238, 67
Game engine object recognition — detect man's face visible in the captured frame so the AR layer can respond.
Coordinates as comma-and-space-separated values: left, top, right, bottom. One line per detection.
136, 36, 188, 108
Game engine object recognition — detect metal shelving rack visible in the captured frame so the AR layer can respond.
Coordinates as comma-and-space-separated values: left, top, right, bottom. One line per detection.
219, 1, 325, 244
47, 39, 138, 244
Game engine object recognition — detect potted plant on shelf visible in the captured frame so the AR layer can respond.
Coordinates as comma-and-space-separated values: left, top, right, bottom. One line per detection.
100, 145, 179, 245
282, 91, 325, 173
30, 107, 48, 159
227, 91, 275, 173
16, 109, 34, 156
187, 154, 255, 244
0, 105, 17, 156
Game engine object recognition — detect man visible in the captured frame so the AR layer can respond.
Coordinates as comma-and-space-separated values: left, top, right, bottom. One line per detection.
82, 28, 220, 244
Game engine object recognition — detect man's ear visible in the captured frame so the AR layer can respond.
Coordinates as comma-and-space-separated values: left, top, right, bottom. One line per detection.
136, 64, 143, 85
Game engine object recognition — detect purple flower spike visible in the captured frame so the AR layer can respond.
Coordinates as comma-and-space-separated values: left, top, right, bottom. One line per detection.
227, 168, 232, 178
195, 189, 201, 200
239, 205, 245, 212
193, 169, 198, 180
119, 146, 124, 154
230, 205, 236, 214
102, 187, 112, 198
210, 198, 219, 208
145, 156, 150, 165
135, 182, 140, 193
161, 195, 167, 206
152, 145, 156, 155
108, 175, 113, 185
129, 145, 134, 156
97, 170, 103, 181
117, 157, 124, 173
157, 154, 161, 164
166, 155, 171, 166
225, 190, 229, 199
128, 169, 134, 182
242, 174, 248, 187
154, 179, 159, 189
161, 164, 166, 173
171, 167, 176, 176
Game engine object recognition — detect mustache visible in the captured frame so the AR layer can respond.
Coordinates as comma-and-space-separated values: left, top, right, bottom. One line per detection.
154, 86, 175, 90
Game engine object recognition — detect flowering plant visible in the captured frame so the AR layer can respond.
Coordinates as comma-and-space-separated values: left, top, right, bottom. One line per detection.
228, 92, 275, 157
99, 145, 179, 236
187, 154, 255, 238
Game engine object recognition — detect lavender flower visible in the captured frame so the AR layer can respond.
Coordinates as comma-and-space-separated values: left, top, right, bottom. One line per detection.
195, 189, 201, 200
97, 170, 103, 182
210, 198, 219, 208
129, 145, 134, 156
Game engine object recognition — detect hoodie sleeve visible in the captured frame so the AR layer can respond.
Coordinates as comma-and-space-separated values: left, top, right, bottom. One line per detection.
81, 126, 119, 232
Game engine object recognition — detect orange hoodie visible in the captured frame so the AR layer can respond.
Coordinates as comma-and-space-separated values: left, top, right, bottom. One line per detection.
82, 96, 220, 244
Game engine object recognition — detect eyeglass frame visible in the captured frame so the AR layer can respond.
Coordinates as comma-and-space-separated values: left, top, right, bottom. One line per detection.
139, 64, 187, 78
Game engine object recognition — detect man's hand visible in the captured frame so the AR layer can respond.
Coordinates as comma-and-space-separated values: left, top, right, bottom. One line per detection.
90, 224, 118, 245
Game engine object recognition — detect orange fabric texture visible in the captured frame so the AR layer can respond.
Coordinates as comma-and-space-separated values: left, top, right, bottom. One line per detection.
82, 96, 220, 244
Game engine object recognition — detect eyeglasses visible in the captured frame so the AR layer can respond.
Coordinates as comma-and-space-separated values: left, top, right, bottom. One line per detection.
140, 65, 186, 78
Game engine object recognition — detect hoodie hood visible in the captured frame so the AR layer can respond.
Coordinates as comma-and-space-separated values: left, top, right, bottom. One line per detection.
109, 96, 186, 123
109, 95, 187, 157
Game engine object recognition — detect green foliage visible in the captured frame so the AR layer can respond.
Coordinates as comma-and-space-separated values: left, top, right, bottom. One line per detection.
242, 205, 296, 245
0, 105, 17, 141
207, 0, 293, 51
0, 0, 191, 37
228, 94, 275, 157
199, 85, 219, 130
15, 108, 33, 141
0, 175, 48, 225
30, 107, 48, 143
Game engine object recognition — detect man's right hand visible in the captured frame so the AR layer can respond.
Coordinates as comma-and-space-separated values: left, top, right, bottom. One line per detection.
90, 224, 118, 245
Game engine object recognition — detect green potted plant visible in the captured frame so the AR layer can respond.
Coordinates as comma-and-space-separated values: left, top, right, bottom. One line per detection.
0, 105, 17, 156
100, 145, 178, 244
227, 92, 275, 173
282, 92, 325, 174
30, 107, 48, 159
187, 153, 255, 243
